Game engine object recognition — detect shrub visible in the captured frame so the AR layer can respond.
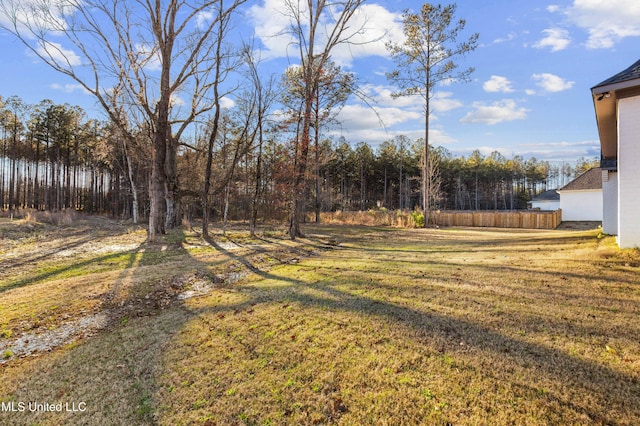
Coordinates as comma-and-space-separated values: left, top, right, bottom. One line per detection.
411, 210, 425, 228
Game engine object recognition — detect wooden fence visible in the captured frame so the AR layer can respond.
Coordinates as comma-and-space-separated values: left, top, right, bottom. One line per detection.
431, 209, 562, 230
317, 209, 562, 230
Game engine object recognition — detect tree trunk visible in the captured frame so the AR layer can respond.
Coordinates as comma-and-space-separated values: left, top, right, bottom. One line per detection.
149, 99, 168, 240
288, 97, 312, 240
121, 137, 139, 224
249, 121, 263, 236
165, 136, 180, 230
222, 183, 230, 236
422, 97, 430, 226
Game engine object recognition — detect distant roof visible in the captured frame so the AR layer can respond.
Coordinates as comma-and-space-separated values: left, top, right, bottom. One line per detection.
532, 189, 559, 201
592, 58, 640, 92
558, 167, 602, 191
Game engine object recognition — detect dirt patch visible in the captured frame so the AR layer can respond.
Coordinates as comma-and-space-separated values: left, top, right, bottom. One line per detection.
0, 313, 109, 361
557, 221, 602, 230
0, 218, 330, 363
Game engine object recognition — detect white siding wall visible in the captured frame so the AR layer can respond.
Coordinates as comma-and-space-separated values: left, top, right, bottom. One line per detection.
602, 170, 618, 235
558, 190, 603, 221
618, 96, 640, 248
531, 200, 560, 211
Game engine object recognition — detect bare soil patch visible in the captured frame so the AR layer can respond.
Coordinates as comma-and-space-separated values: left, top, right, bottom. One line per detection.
556, 221, 602, 230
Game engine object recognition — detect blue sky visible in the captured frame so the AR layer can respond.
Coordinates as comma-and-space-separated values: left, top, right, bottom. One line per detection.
1, 0, 639, 164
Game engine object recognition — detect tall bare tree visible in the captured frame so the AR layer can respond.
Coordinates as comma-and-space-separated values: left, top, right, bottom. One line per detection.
0, 0, 246, 240
282, 0, 367, 239
200, 1, 245, 238
386, 3, 478, 225
241, 43, 277, 237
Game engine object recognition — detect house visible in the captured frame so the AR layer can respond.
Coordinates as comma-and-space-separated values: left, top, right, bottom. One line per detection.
529, 189, 560, 211
557, 168, 603, 221
591, 58, 640, 248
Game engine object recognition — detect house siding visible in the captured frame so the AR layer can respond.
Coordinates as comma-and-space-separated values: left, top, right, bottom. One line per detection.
618, 96, 640, 248
602, 170, 618, 235
531, 200, 560, 211
558, 189, 603, 221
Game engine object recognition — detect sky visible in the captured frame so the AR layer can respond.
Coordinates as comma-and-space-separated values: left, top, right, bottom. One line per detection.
1, 0, 639, 165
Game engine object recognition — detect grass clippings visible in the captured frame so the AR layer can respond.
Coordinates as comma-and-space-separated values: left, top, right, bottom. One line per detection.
1, 219, 639, 425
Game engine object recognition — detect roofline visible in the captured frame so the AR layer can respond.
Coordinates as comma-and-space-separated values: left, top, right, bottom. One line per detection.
592, 77, 640, 94
556, 188, 602, 193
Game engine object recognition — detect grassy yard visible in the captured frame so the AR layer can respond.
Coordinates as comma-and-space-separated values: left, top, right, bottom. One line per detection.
1, 217, 639, 425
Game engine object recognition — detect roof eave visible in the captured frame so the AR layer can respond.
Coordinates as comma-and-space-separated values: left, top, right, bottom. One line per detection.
592, 77, 640, 94
592, 92, 617, 160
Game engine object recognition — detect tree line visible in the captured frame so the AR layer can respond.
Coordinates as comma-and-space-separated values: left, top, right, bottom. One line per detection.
0, 1, 598, 237
1, 95, 597, 223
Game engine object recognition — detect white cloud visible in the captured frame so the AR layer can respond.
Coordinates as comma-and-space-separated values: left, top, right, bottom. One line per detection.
547, 5, 561, 13
247, 0, 403, 66
337, 103, 421, 130
330, 4, 404, 65
196, 10, 214, 29
170, 94, 185, 107
533, 28, 571, 52
35, 41, 81, 66
359, 83, 423, 110
532, 73, 574, 92
460, 100, 529, 125
247, 0, 296, 60
220, 96, 236, 109
493, 32, 517, 44
0, 0, 72, 36
327, 125, 455, 148
431, 92, 463, 112
428, 128, 457, 145
483, 75, 515, 93
565, 0, 640, 48
135, 43, 161, 71
50, 82, 90, 94
330, 82, 429, 146
449, 140, 599, 162
512, 140, 600, 160
439, 77, 458, 87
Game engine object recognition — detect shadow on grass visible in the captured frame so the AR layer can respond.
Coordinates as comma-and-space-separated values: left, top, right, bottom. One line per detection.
0, 230, 196, 424
0, 249, 141, 294
191, 229, 639, 424
1, 225, 638, 424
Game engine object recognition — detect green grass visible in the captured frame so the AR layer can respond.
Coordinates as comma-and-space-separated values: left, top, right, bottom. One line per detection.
1, 222, 639, 425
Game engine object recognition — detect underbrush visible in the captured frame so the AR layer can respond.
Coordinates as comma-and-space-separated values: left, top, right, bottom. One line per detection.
316, 208, 425, 228
1, 208, 80, 227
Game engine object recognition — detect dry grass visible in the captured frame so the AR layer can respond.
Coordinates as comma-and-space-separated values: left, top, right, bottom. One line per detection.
1, 219, 639, 425
316, 210, 423, 227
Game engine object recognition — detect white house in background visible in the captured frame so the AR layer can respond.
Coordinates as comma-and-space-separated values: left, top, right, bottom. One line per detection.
557, 168, 602, 221
529, 189, 560, 211
592, 58, 640, 248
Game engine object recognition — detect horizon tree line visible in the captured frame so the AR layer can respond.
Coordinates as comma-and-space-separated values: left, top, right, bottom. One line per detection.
0, 94, 599, 223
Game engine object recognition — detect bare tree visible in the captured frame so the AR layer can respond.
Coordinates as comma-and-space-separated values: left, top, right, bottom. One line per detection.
386, 3, 478, 225
241, 43, 277, 237
200, 1, 245, 238
282, 0, 368, 239
0, 0, 246, 240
